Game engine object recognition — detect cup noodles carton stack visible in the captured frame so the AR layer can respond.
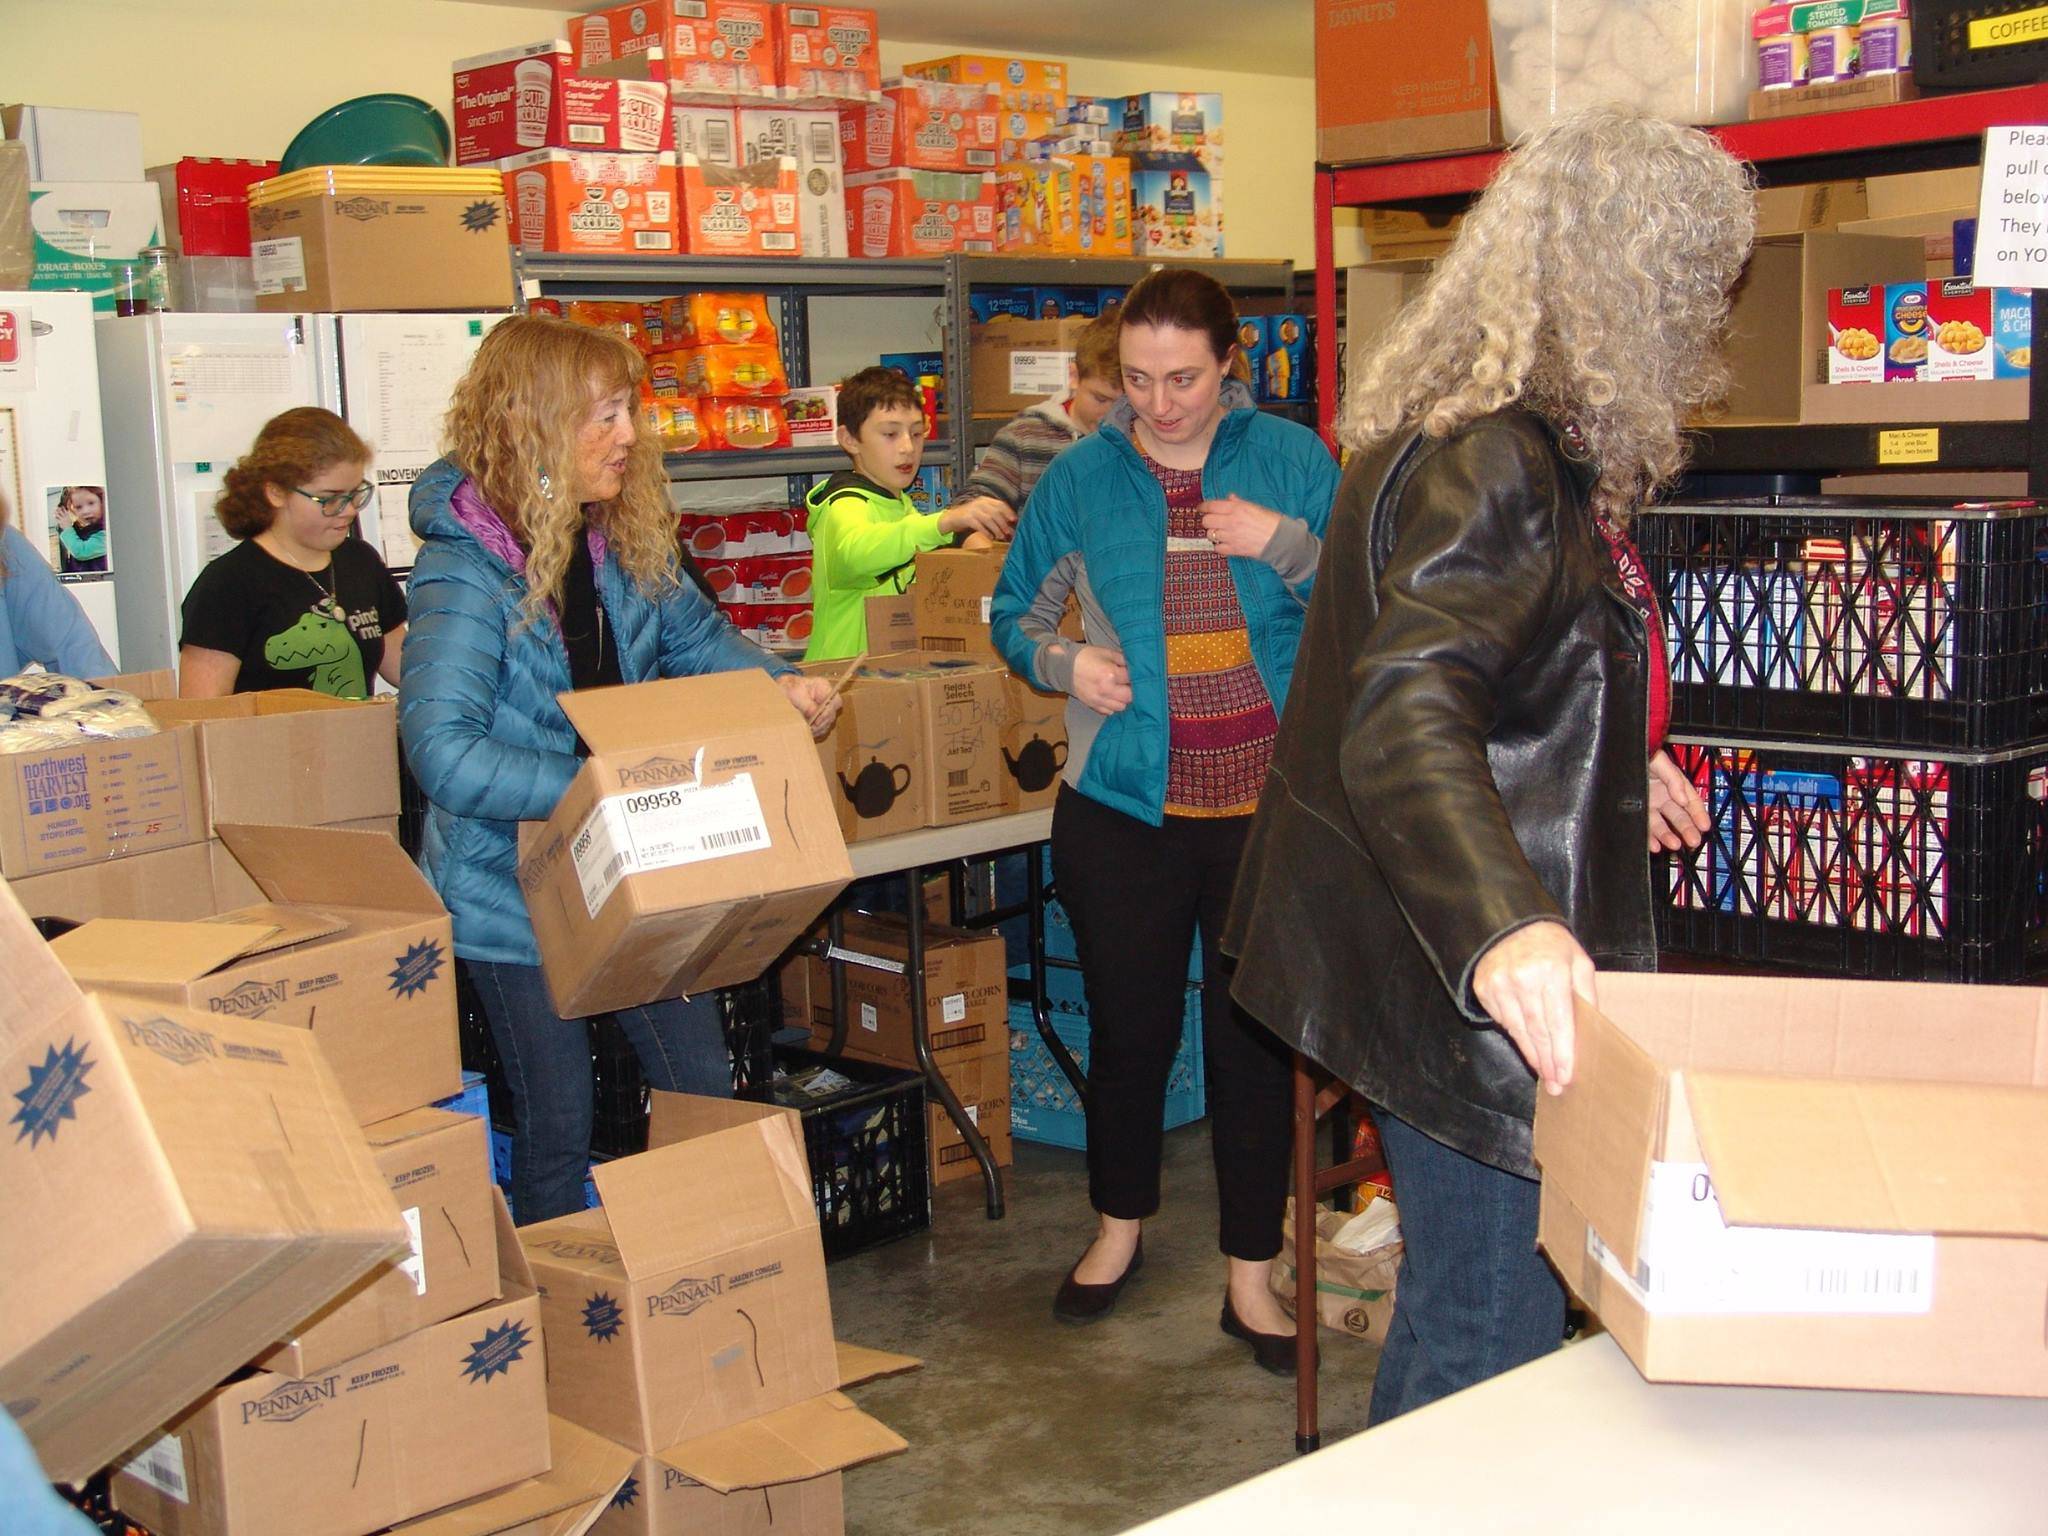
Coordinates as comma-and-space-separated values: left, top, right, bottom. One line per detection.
502, 149, 679, 254
905, 54, 1068, 114
672, 105, 739, 165
839, 78, 999, 175
571, 0, 779, 101
452, 41, 674, 163
738, 107, 847, 257
776, 5, 881, 104
678, 151, 800, 255
846, 168, 995, 258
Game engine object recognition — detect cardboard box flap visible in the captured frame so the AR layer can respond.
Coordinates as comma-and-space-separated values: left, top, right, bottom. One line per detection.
366, 1105, 472, 1151
1530, 1000, 1668, 1275
0, 883, 87, 1058
48, 917, 283, 986
835, 1341, 922, 1388
386, 1416, 635, 1536
492, 1185, 536, 1291
655, 1392, 907, 1493
203, 901, 350, 951
592, 1111, 817, 1278
1687, 1072, 2048, 1238
216, 823, 444, 915
558, 671, 792, 757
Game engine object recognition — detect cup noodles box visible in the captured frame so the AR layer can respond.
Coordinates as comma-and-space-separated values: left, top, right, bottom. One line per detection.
1826, 283, 1886, 383
516, 671, 851, 1017
571, 0, 779, 101
839, 78, 1000, 175
1131, 158, 1223, 258
672, 104, 739, 165
452, 41, 673, 164
739, 107, 847, 257
776, 5, 881, 104
1112, 92, 1225, 174
1993, 288, 2034, 378
678, 151, 800, 255
1923, 277, 1994, 381
904, 54, 1069, 114
1885, 281, 1931, 381
1534, 971, 2048, 1397
502, 149, 678, 255
0, 881, 407, 1487
846, 167, 996, 258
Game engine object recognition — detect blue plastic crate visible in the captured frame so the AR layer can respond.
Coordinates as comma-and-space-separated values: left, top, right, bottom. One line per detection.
490, 1127, 598, 1223
1007, 984, 1205, 1150
433, 1070, 490, 1123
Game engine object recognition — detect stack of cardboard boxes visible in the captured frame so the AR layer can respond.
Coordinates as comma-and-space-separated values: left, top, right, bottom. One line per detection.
1108, 92, 1224, 259
839, 73, 1000, 258
4, 103, 169, 312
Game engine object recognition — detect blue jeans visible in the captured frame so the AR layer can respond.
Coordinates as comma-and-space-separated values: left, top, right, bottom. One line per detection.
1367, 1107, 1566, 1425
468, 961, 732, 1224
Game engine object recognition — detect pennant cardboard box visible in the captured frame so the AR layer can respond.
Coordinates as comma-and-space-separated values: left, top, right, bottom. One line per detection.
0, 883, 406, 1486
254, 1107, 501, 1378
516, 672, 851, 1017
112, 1192, 548, 1536
387, 1416, 636, 1536
795, 912, 1007, 1072
1534, 972, 2048, 1397
49, 821, 462, 1125
143, 691, 398, 832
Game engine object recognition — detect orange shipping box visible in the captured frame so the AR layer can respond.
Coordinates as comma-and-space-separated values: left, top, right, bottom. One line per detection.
678, 151, 800, 256
0, 717, 203, 880
796, 912, 1008, 1072
144, 690, 398, 832
838, 78, 999, 174
516, 671, 852, 1018
996, 154, 1131, 257
111, 1193, 549, 1536
904, 54, 1068, 115
775, 5, 881, 105
1534, 972, 2048, 1398
1314, 0, 1500, 165
997, 669, 1067, 814
844, 167, 994, 257
0, 881, 407, 1486
49, 821, 461, 1126
571, 0, 779, 100
503, 149, 679, 255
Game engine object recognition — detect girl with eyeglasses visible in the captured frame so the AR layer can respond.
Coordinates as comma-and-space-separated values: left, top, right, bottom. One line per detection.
179, 406, 406, 699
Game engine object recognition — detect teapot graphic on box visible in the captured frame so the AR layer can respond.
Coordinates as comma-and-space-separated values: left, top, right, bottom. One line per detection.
1001, 734, 1067, 793
839, 756, 913, 819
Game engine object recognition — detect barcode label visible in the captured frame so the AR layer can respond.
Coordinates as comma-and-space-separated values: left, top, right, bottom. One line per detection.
123, 1434, 189, 1503
633, 230, 674, 250
948, 770, 968, 787
941, 992, 966, 1024
1591, 1161, 1937, 1317
705, 118, 733, 160
572, 773, 773, 918
681, 0, 708, 15
399, 1205, 427, 1297
570, 124, 604, 143
979, 595, 992, 623
807, 121, 837, 159
860, 1002, 878, 1033
762, 232, 798, 250
792, 6, 821, 21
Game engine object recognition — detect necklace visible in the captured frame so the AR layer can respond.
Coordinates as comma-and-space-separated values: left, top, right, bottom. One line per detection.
264, 536, 347, 624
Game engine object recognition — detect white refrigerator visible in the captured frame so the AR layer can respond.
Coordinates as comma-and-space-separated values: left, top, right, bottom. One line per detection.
97, 310, 505, 672
0, 290, 120, 667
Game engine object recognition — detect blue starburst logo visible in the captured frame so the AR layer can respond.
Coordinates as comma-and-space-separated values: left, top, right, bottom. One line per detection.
610, 1475, 639, 1510
460, 1317, 532, 1384
583, 1292, 625, 1342
461, 200, 501, 234
388, 938, 445, 1000
12, 1039, 94, 1147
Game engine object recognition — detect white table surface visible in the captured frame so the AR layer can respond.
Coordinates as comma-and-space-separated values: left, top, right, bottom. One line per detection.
845, 807, 1052, 879
1124, 1332, 2048, 1534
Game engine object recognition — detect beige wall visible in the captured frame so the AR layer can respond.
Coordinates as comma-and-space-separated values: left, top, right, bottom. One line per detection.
0, 2, 1319, 266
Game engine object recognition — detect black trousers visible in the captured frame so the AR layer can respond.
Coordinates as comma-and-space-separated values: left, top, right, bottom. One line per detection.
1051, 784, 1293, 1260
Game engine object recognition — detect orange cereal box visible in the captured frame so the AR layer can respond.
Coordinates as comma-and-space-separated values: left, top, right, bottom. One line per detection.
845, 168, 996, 258
777, 5, 881, 104
839, 78, 1000, 175
677, 152, 800, 255
501, 149, 678, 254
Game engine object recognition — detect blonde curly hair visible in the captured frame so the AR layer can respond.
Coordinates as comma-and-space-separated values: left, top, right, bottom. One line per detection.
443, 314, 676, 621
1342, 108, 1755, 524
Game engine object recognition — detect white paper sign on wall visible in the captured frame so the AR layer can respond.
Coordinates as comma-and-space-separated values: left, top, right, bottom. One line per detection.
1972, 124, 2048, 287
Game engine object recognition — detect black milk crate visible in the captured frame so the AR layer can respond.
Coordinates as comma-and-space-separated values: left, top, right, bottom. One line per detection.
1913, 2, 2048, 90
771, 1052, 931, 1260
1657, 735, 2048, 982
1638, 496, 2048, 751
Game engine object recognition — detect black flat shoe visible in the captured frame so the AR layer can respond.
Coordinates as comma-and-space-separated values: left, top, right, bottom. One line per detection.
1221, 1293, 1299, 1376
1052, 1239, 1143, 1325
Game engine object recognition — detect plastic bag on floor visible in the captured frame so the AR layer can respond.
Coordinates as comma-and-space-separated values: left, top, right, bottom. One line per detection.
1271, 1194, 1402, 1346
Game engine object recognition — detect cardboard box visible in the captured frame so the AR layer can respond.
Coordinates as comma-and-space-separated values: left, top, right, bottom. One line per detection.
146, 159, 278, 258
902, 54, 1067, 114
864, 591, 919, 655
1314, 0, 1499, 164
805, 657, 928, 842
4, 839, 218, 923
737, 108, 846, 257
796, 911, 1008, 1071
844, 167, 993, 258
1110, 93, 1223, 174
571, 0, 779, 100
0, 717, 203, 880
453, 41, 673, 164
998, 109, 1059, 164
144, 690, 398, 831
502, 149, 679, 256
997, 669, 1067, 814
967, 313, 1091, 416
595, 1465, 842, 1536
805, 648, 1008, 829
775, 6, 881, 105
2, 105, 143, 181
205, 816, 399, 911
910, 546, 1003, 661
249, 186, 513, 312
1535, 971, 2048, 1397
112, 1192, 548, 1536
1865, 167, 1981, 221
1754, 179, 1868, 236
391, 1415, 635, 1536
255, 1107, 500, 1378
838, 79, 999, 174
927, 1045, 1012, 1188
0, 882, 407, 1485
996, 154, 1132, 257
678, 152, 800, 256
1131, 158, 1222, 259
522, 1096, 839, 1451
672, 105, 740, 166
49, 821, 460, 1125
27, 180, 165, 312
516, 671, 852, 1018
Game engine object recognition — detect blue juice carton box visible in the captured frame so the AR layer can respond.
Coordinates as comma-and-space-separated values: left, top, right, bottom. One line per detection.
1234, 316, 1269, 394
1035, 287, 1099, 318
1883, 282, 1930, 381
1262, 313, 1309, 402
1993, 288, 2034, 378
970, 287, 1036, 322
1098, 286, 1127, 312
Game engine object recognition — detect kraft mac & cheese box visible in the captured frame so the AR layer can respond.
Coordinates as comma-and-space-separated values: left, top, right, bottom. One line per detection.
1884, 282, 1931, 381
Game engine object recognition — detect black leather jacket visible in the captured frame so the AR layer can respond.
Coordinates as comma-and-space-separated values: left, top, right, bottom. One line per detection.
1224, 408, 1655, 1177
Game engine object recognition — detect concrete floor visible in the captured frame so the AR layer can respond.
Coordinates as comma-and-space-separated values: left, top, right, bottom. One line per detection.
827, 1124, 1381, 1536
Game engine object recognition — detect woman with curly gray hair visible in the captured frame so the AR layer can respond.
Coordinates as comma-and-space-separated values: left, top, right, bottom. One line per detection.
1225, 108, 1753, 1420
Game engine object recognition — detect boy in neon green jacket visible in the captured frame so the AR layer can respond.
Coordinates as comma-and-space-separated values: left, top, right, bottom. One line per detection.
803, 367, 1012, 661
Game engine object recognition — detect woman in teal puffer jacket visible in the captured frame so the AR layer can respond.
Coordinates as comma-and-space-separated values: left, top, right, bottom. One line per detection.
401, 315, 840, 1222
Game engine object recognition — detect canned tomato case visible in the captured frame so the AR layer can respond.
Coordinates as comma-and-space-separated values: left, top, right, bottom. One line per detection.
1924, 278, 1994, 381
1826, 284, 1885, 383
452, 41, 673, 164
500, 149, 678, 255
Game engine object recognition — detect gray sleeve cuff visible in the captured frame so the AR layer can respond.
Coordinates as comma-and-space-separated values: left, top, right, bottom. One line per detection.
1257, 515, 1320, 590
1035, 637, 1080, 694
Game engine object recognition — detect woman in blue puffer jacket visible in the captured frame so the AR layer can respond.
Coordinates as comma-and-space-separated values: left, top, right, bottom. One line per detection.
401, 315, 840, 1222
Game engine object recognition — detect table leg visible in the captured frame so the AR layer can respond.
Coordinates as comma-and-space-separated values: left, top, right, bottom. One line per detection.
905, 859, 1005, 1219
823, 905, 850, 1058
1026, 845, 1084, 1102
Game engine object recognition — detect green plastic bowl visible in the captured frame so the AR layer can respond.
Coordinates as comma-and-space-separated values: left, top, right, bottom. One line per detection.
279, 94, 452, 172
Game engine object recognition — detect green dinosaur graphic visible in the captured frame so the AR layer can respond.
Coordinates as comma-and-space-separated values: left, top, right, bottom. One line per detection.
264, 609, 365, 698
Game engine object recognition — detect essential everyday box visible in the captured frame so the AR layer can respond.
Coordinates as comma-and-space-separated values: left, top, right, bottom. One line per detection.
838, 79, 999, 174
1534, 971, 2048, 1397
516, 671, 852, 1018
248, 185, 513, 312
844, 167, 994, 258
966, 313, 1090, 415
795, 911, 1008, 1072
0, 717, 203, 879
1826, 283, 1887, 383
0, 882, 406, 1486
1314, 0, 1498, 164
775, 5, 881, 104
737, 108, 846, 257
678, 151, 800, 256
453, 41, 673, 164
144, 690, 397, 831
1924, 277, 1995, 380
112, 1193, 548, 1536
50, 821, 459, 1125
997, 669, 1067, 814
27, 180, 164, 312
501, 149, 678, 256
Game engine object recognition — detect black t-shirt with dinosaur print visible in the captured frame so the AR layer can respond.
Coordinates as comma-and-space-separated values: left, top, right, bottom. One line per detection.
180, 537, 406, 699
